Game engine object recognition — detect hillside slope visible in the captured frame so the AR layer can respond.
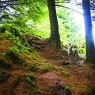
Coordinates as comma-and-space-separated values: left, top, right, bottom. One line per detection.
0, 25, 95, 95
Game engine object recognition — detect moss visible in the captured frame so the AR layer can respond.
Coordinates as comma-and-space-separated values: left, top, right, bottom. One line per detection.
60, 68, 70, 78
32, 54, 40, 60
0, 24, 13, 33
0, 33, 9, 40
0, 24, 25, 41
6, 50, 24, 65
0, 53, 12, 69
39, 63, 55, 73
0, 24, 34, 54
0, 59, 12, 69
29, 63, 40, 72
25, 74, 37, 88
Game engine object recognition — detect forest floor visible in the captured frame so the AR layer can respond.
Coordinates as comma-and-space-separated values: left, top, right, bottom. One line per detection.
0, 35, 95, 95
37, 46, 95, 95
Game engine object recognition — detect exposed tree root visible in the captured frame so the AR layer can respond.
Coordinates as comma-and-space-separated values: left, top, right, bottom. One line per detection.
25, 34, 51, 50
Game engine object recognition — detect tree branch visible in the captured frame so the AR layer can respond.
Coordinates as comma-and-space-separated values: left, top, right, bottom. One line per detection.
55, 4, 83, 15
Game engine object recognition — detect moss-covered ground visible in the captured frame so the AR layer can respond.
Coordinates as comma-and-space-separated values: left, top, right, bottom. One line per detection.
0, 26, 95, 95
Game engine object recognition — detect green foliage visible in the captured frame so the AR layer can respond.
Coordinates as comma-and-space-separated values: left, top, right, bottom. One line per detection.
0, 0, 49, 39
6, 50, 24, 65
25, 74, 37, 88
0, 59, 12, 69
57, 8, 85, 46
0, 23, 13, 32
1, 0, 47, 31
60, 68, 70, 77
29, 63, 40, 72
0, 33, 9, 40
0, 53, 12, 69
9, 45, 27, 53
57, 8, 79, 32
0, 23, 35, 53
24, 5, 50, 38
32, 54, 40, 60
64, 83, 75, 91
25, 74, 41, 95
0, 26, 6, 33
0, 0, 86, 52
39, 63, 55, 73
79, 48, 86, 54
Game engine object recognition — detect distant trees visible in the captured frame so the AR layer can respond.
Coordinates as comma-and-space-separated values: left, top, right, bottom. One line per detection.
82, 0, 95, 63
47, 0, 61, 49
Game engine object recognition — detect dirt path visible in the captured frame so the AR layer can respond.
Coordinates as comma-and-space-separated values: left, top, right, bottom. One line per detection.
37, 48, 95, 95
0, 69, 35, 95
0, 41, 95, 95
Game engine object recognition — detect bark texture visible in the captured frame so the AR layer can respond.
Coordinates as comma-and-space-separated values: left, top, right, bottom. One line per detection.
47, 0, 61, 49
82, 0, 95, 63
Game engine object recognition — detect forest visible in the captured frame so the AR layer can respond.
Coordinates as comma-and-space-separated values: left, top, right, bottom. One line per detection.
0, 0, 95, 95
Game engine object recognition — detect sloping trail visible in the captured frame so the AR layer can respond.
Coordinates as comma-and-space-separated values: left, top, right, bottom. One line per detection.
0, 36, 95, 95
37, 71, 63, 95
36, 47, 95, 95
0, 69, 32, 95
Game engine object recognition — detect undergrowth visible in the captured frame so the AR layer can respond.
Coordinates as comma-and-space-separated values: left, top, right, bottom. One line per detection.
60, 68, 70, 78
0, 23, 34, 54
0, 53, 12, 69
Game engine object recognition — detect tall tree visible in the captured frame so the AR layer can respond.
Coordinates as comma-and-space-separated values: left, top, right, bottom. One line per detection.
82, 0, 95, 63
47, 0, 61, 49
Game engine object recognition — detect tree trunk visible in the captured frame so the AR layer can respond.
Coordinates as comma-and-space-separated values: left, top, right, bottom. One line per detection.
82, 0, 95, 63
47, 0, 61, 49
